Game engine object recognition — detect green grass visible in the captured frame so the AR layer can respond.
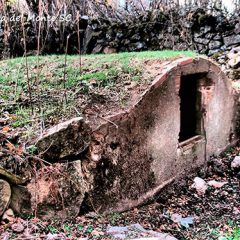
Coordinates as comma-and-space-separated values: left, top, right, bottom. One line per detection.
0, 50, 197, 137
82, 50, 196, 60
2, 50, 196, 94
0, 50, 196, 96
219, 227, 240, 240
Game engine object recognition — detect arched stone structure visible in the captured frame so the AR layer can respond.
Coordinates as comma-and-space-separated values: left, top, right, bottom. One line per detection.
17, 57, 237, 220
88, 57, 236, 212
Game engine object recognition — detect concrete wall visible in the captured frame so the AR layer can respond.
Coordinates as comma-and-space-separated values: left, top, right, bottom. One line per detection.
89, 57, 236, 213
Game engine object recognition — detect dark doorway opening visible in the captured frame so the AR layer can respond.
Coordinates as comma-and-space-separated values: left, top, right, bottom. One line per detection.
179, 74, 201, 142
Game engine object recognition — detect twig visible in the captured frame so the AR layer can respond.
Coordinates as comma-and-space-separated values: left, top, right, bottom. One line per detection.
97, 115, 119, 129
63, 34, 70, 104
139, 0, 146, 11
37, 141, 54, 157
32, 163, 38, 218
0, 102, 20, 107
21, 14, 33, 115
77, 11, 82, 74
88, 193, 102, 214
26, 155, 52, 166
36, 0, 43, 85
35, 0, 43, 114
73, 106, 82, 116
14, 54, 25, 99
41, 2, 65, 51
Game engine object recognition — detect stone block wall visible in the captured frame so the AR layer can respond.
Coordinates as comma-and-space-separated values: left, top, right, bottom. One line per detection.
0, 8, 240, 58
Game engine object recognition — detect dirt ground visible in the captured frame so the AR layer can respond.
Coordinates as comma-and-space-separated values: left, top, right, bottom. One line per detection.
0, 145, 239, 240
0, 52, 239, 239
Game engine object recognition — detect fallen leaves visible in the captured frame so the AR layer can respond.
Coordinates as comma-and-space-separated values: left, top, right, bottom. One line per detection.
207, 180, 228, 188
0, 110, 240, 240
11, 222, 24, 233
2, 126, 10, 133
191, 177, 228, 195
5, 141, 15, 153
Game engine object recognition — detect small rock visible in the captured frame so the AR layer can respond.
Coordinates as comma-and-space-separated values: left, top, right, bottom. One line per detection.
171, 213, 182, 223
218, 58, 226, 64
36, 117, 91, 161
0, 180, 11, 216
129, 42, 146, 51
193, 37, 209, 45
129, 223, 147, 232
231, 156, 240, 170
207, 180, 227, 188
107, 226, 128, 234
208, 49, 220, 56
11, 223, 25, 233
1, 209, 15, 223
209, 41, 222, 50
81, 15, 88, 21
92, 44, 103, 54
224, 35, 240, 47
107, 226, 128, 239
192, 177, 208, 195
133, 233, 178, 240
46, 233, 59, 240
0, 232, 10, 240
107, 224, 178, 240
233, 207, 240, 215
230, 46, 240, 53
133, 236, 177, 240
220, 191, 228, 197
171, 214, 194, 228
103, 47, 117, 54
85, 211, 98, 219
91, 229, 104, 237
228, 54, 240, 69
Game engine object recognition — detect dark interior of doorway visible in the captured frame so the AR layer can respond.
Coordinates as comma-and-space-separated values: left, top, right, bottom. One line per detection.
179, 74, 201, 142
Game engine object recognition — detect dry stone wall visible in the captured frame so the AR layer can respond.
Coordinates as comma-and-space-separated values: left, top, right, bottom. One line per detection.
0, 8, 240, 58
83, 9, 239, 56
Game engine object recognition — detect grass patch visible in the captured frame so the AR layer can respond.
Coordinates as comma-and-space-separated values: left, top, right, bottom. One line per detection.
219, 226, 240, 240
0, 50, 196, 99
0, 50, 197, 139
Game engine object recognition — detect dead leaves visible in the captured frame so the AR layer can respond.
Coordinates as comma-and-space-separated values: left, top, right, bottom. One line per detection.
2, 126, 10, 133
5, 141, 24, 156
0, 113, 24, 156
5, 141, 14, 152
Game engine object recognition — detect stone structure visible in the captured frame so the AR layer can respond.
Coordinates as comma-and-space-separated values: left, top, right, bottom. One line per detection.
1, 8, 240, 59
86, 57, 236, 212
81, 10, 240, 56
16, 56, 236, 219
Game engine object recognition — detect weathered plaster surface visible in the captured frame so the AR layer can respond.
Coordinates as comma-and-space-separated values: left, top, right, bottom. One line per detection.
29, 57, 237, 219
88, 57, 236, 213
